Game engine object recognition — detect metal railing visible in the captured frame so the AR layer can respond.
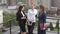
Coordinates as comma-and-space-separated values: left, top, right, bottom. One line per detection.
47, 17, 60, 34
1, 17, 16, 34
1, 17, 60, 34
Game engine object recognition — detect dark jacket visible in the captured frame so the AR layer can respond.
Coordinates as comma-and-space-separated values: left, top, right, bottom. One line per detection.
38, 13, 46, 24
16, 11, 27, 21
38, 12, 47, 34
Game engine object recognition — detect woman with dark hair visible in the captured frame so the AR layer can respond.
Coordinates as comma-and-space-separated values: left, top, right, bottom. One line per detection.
16, 6, 27, 34
38, 5, 47, 34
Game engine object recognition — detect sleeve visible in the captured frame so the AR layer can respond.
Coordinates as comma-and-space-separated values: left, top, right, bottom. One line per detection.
16, 12, 21, 21
43, 13, 47, 23
23, 11, 27, 18
18, 12, 21, 18
35, 10, 38, 17
27, 10, 30, 19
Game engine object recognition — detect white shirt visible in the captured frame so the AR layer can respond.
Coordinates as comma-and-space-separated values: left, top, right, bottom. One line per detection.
27, 9, 38, 22
21, 11, 25, 17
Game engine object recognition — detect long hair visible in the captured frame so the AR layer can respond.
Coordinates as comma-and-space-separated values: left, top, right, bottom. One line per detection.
40, 5, 45, 13
18, 6, 23, 12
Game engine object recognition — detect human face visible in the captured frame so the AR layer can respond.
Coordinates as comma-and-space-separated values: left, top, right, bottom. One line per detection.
22, 7, 24, 11
31, 4, 34, 10
40, 9, 43, 11
39, 8, 43, 13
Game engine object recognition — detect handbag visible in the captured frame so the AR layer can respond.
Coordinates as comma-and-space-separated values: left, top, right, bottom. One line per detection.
40, 23, 45, 30
40, 23, 49, 30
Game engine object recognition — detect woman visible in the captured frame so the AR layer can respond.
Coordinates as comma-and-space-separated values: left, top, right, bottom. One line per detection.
16, 6, 27, 34
27, 3, 38, 34
38, 5, 47, 34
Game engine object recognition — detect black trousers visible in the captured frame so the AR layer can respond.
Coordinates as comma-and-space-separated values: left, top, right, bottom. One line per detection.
27, 22, 35, 34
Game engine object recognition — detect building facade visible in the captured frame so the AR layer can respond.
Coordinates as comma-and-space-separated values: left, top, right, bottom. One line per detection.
0, 0, 16, 6
38, 0, 51, 10
51, 0, 60, 9
1, 0, 60, 9
7, 0, 16, 6
38, 0, 60, 10
20, 0, 38, 7
43, 0, 51, 10
0, 0, 38, 6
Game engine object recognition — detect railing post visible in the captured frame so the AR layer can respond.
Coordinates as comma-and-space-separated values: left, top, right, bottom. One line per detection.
57, 19, 59, 34
9, 21, 12, 34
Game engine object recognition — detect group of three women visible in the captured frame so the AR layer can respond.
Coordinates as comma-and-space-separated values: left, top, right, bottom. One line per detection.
16, 3, 47, 34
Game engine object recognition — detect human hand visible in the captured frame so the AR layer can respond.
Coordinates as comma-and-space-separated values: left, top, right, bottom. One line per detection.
21, 17, 26, 19
44, 23, 49, 29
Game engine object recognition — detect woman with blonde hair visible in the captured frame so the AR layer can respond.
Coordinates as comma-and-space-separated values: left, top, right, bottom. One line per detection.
38, 5, 47, 34
27, 3, 38, 34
